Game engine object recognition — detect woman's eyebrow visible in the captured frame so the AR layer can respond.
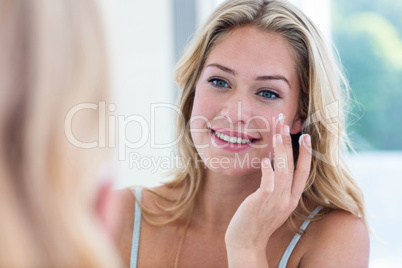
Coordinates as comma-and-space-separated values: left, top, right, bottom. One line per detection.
206, 63, 236, 75
206, 63, 291, 89
256, 75, 291, 89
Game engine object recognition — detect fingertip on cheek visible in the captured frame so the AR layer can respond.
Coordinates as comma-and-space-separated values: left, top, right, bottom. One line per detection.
283, 125, 290, 136
262, 158, 271, 168
299, 134, 311, 147
276, 134, 283, 144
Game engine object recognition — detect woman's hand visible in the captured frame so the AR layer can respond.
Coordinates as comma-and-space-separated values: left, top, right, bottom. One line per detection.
225, 125, 312, 267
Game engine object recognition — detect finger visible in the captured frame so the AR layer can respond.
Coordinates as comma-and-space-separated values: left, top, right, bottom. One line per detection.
273, 133, 290, 191
280, 125, 293, 163
292, 134, 312, 197
280, 124, 295, 182
260, 158, 274, 192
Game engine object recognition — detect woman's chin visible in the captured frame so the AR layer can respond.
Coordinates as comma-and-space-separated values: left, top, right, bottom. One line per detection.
204, 163, 261, 177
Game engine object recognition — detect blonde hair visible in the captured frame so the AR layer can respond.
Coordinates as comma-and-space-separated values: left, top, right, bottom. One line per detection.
0, 0, 121, 267
141, 0, 366, 258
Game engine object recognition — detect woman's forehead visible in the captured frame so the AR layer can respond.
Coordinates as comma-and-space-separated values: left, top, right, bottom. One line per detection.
203, 26, 298, 89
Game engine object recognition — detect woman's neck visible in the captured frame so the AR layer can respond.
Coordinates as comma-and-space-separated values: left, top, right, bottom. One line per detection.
191, 169, 261, 232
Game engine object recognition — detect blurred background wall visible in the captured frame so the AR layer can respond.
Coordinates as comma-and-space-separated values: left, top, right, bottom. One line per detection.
98, 0, 402, 266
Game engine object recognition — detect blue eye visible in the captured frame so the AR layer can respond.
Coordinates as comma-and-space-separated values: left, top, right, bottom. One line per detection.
208, 78, 229, 88
257, 90, 279, 99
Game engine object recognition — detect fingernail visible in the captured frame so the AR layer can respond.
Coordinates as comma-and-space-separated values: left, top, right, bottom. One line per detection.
276, 134, 283, 144
299, 134, 311, 147
298, 134, 304, 146
262, 158, 270, 167
278, 113, 284, 126
284, 125, 290, 136
305, 134, 311, 146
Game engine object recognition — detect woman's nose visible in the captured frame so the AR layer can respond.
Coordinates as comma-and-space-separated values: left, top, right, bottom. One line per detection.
219, 93, 252, 125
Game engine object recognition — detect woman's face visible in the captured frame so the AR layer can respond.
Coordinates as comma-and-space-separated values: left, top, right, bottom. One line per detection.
190, 25, 302, 177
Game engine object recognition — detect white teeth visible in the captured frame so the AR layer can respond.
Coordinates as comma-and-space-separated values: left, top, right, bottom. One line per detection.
214, 131, 252, 144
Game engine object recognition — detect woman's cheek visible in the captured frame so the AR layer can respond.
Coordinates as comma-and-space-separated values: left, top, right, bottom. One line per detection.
191, 95, 220, 126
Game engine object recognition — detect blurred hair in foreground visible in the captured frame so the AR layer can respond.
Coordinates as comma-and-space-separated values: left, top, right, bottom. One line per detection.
0, 0, 121, 267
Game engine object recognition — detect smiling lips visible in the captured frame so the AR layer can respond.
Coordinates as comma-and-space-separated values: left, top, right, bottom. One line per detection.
211, 128, 259, 144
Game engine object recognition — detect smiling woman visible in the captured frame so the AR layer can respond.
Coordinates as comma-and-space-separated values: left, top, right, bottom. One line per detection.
190, 26, 301, 176
115, 0, 369, 267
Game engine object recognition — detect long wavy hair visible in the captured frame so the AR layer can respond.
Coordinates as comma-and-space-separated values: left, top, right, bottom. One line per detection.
139, 0, 366, 262
0, 0, 121, 267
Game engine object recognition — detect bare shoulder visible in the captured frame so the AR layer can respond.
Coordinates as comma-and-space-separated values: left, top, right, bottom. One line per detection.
112, 184, 175, 223
113, 187, 136, 222
112, 185, 174, 241
301, 210, 370, 268
112, 185, 181, 267
112, 188, 136, 267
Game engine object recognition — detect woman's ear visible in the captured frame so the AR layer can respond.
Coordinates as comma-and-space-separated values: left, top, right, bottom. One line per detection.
290, 116, 303, 134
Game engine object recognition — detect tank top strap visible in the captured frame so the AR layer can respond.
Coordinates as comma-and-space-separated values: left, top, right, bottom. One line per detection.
130, 187, 143, 268
278, 206, 323, 268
